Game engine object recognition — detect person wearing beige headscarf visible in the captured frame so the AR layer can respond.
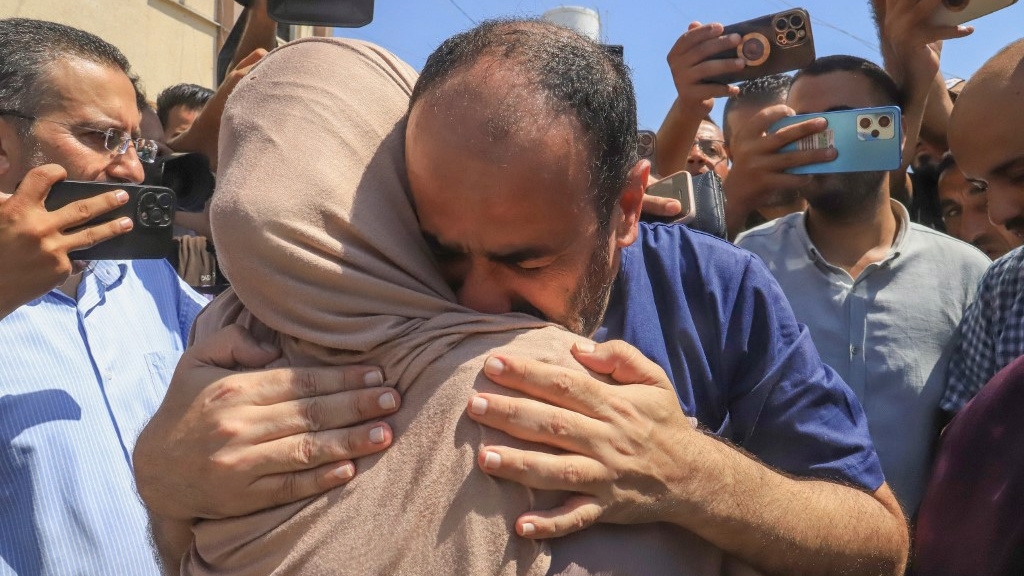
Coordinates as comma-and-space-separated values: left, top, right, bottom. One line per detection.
178, 36, 736, 576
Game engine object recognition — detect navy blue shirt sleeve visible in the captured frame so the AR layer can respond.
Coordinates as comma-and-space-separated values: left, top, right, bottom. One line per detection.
604, 224, 884, 492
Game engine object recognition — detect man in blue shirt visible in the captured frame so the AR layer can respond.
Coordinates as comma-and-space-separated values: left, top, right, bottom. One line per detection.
0, 19, 206, 575
136, 20, 908, 575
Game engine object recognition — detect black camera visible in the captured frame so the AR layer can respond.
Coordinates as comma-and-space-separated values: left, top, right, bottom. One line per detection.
142, 152, 215, 213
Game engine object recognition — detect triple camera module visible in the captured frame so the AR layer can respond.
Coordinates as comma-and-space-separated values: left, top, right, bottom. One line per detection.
137, 188, 175, 228
737, 10, 809, 67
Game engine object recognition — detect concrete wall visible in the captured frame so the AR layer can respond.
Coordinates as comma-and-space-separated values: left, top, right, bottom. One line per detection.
1, 0, 230, 101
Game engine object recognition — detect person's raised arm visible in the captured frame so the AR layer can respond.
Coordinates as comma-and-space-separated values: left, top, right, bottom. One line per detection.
165, 48, 267, 171
134, 324, 401, 570
876, 0, 972, 169
226, 0, 278, 76
467, 340, 909, 576
0, 164, 132, 318
655, 22, 742, 177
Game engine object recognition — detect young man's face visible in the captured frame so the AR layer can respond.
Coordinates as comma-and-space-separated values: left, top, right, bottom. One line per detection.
0, 57, 145, 195
686, 120, 729, 180
162, 104, 201, 141
938, 165, 1021, 259
786, 70, 895, 210
404, 68, 643, 336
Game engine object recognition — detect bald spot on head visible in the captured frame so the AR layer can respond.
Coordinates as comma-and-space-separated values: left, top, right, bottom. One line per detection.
950, 39, 1024, 141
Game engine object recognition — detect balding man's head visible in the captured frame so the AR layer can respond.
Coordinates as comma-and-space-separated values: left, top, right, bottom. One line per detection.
949, 39, 1024, 238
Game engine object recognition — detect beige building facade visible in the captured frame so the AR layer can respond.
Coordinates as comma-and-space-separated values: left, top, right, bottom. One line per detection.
0, 0, 330, 102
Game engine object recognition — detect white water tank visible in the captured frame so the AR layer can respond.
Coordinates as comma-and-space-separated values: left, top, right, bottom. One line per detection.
541, 6, 601, 42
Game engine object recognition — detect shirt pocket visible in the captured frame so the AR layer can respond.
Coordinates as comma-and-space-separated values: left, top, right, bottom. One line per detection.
143, 350, 180, 398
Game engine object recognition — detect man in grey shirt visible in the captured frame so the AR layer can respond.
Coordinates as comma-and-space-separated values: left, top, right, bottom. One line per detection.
737, 55, 989, 514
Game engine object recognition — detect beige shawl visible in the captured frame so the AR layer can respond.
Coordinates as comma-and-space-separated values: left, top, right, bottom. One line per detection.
184, 36, 739, 576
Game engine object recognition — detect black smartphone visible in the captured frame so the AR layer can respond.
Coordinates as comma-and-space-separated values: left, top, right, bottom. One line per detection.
705, 8, 815, 84
637, 130, 657, 173
268, 0, 374, 27
45, 181, 176, 260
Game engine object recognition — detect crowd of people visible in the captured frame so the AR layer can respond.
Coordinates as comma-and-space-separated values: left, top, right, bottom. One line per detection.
1, 0, 1023, 574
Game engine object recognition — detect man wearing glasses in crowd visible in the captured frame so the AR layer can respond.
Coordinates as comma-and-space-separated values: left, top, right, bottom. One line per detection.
0, 18, 206, 575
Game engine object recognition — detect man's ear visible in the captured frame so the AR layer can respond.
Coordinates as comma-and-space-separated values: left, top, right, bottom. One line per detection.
614, 159, 649, 248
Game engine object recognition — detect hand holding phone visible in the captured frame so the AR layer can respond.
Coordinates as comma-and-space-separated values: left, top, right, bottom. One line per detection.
643, 171, 696, 225
45, 181, 176, 260
931, 0, 1017, 25
704, 9, 816, 85
666, 22, 744, 116
770, 106, 903, 174
0, 165, 134, 317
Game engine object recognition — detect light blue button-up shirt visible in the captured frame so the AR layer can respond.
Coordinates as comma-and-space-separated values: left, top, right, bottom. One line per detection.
0, 260, 205, 575
737, 202, 990, 513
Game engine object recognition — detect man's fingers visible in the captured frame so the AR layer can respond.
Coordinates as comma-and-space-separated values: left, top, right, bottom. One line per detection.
50, 189, 131, 231
246, 459, 359, 513
481, 354, 611, 416
641, 193, 682, 218
569, 340, 672, 390
12, 164, 67, 206
747, 103, 798, 136
677, 33, 742, 70
245, 420, 393, 477
245, 363, 388, 405
251, 386, 401, 440
233, 47, 268, 72
667, 22, 723, 59
772, 147, 837, 170
476, 446, 606, 492
516, 494, 603, 539
59, 216, 133, 251
187, 324, 282, 370
466, 393, 602, 454
764, 116, 829, 150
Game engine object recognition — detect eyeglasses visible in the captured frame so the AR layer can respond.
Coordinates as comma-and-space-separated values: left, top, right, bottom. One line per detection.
0, 109, 159, 163
691, 139, 728, 162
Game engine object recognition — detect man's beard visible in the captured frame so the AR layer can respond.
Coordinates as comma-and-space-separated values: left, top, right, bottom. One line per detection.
507, 237, 616, 337
563, 237, 616, 337
798, 171, 886, 220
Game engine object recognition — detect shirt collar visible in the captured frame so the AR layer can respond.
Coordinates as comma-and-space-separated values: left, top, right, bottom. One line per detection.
797, 199, 910, 267
85, 260, 128, 289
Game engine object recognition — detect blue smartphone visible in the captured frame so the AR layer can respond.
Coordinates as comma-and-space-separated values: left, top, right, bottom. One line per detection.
770, 106, 902, 174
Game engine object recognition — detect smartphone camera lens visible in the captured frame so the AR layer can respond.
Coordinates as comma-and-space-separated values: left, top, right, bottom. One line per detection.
775, 17, 789, 31
789, 14, 804, 28
860, 117, 872, 129
878, 115, 892, 128
871, 129, 881, 138
785, 30, 798, 43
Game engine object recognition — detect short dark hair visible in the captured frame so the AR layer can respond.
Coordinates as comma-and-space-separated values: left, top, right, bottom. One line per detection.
722, 74, 792, 143
792, 55, 903, 108
0, 18, 132, 125
410, 18, 638, 229
936, 152, 958, 178
156, 83, 215, 128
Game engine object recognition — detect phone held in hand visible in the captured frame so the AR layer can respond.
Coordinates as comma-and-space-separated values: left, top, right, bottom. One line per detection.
770, 106, 903, 174
637, 129, 657, 172
45, 181, 176, 260
705, 8, 815, 85
646, 171, 696, 224
931, 0, 1018, 26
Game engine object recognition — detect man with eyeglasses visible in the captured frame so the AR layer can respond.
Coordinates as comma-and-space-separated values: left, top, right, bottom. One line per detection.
0, 18, 205, 575
684, 119, 730, 180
